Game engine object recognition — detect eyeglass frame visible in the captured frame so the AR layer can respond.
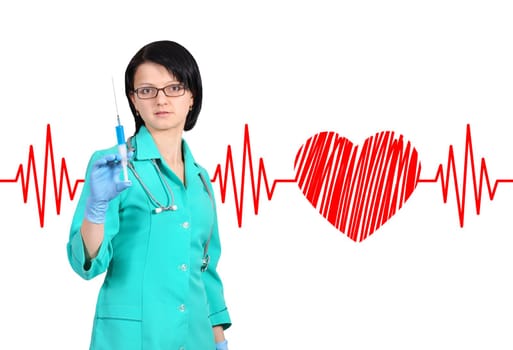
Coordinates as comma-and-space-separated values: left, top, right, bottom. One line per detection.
131, 83, 187, 99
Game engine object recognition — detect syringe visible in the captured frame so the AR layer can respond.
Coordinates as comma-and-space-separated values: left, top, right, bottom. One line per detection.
112, 77, 129, 182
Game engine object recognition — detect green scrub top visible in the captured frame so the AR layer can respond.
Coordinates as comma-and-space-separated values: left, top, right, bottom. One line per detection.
67, 126, 231, 350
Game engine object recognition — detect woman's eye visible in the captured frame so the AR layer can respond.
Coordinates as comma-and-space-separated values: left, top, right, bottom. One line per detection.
163, 84, 184, 96
140, 88, 154, 95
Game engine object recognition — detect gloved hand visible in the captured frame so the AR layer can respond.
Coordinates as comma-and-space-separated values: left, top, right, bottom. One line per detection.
85, 153, 132, 224
216, 340, 228, 350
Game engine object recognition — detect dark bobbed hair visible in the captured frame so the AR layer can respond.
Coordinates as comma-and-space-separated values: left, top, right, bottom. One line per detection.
124, 40, 203, 133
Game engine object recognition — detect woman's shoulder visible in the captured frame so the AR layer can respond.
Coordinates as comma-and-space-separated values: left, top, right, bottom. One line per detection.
182, 139, 210, 174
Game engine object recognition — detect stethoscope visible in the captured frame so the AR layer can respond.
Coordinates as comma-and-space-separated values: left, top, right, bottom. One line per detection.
126, 136, 214, 272
129, 157, 179, 214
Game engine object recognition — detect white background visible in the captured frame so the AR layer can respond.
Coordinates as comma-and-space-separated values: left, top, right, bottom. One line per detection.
1, 1, 513, 349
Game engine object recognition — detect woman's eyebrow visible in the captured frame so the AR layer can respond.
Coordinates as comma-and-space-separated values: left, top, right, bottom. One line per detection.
135, 80, 180, 87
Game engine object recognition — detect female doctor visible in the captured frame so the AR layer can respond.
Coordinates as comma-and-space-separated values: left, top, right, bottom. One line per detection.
67, 40, 231, 350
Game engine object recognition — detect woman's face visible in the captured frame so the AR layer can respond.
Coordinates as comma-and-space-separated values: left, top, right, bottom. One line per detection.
130, 61, 194, 134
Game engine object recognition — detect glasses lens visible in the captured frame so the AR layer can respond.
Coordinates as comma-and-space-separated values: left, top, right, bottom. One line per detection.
164, 84, 185, 97
136, 87, 157, 99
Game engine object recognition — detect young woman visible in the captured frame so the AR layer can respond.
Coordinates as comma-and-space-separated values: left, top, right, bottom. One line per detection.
67, 40, 231, 350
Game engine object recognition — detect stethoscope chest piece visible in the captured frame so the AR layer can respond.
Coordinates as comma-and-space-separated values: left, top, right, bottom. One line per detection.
153, 204, 179, 214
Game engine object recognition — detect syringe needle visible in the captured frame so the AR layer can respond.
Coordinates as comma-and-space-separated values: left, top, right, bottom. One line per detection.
112, 77, 121, 123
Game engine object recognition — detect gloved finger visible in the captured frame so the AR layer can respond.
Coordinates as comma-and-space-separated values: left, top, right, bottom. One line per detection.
94, 154, 119, 167
115, 180, 132, 192
111, 161, 123, 180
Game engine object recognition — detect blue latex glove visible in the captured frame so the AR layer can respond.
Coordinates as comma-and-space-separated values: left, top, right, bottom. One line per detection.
85, 153, 132, 224
216, 340, 228, 350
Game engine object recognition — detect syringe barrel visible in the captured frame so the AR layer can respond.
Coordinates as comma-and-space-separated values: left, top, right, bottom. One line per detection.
117, 143, 129, 182
115, 124, 126, 145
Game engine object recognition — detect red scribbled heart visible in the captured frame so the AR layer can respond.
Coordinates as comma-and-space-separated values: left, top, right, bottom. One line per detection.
294, 131, 421, 242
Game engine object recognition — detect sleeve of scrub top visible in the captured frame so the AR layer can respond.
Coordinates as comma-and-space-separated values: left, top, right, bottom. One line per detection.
200, 169, 232, 329
66, 150, 121, 280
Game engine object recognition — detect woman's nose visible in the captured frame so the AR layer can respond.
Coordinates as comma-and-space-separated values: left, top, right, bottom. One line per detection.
155, 89, 168, 104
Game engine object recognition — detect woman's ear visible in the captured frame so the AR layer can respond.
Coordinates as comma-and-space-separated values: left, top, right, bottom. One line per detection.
129, 92, 136, 107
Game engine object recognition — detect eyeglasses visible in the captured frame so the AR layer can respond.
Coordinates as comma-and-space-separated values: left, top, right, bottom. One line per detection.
132, 83, 186, 99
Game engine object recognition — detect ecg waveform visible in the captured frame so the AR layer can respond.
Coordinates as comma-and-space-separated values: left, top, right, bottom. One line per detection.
1, 123, 512, 233
0, 124, 84, 227
211, 124, 296, 227
418, 124, 513, 228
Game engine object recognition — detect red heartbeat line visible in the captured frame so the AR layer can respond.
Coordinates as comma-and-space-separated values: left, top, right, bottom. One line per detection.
1, 123, 512, 231
0, 124, 84, 227
211, 124, 296, 227
418, 123, 513, 227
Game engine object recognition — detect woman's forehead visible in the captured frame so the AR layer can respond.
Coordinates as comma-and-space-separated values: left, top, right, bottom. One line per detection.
133, 62, 179, 84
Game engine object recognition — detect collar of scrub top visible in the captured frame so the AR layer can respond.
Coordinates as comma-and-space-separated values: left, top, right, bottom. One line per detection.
127, 125, 215, 272
129, 125, 199, 175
